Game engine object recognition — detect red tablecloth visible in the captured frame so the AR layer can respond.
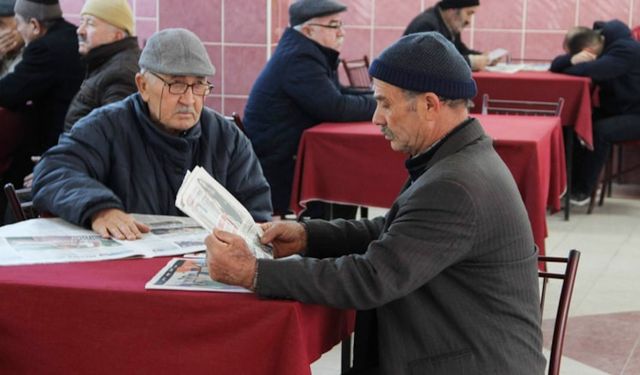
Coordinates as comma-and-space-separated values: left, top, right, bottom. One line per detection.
0, 257, 353, 375
472, 71, 593, 147
290, 115, 566, 256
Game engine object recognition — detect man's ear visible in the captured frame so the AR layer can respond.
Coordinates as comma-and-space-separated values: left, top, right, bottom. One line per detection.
30, 18, 41, 36
135, 72, 149, 101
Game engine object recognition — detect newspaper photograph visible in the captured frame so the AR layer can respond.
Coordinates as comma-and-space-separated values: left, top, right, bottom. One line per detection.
0, 214, 209, 266
145, 257, 250, 293
175, 166, 273, 259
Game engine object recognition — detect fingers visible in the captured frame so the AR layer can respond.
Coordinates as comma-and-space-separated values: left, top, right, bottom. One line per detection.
90, 209, 147, 240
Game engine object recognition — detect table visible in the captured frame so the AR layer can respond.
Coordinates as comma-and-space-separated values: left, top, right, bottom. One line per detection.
472, 71, 593, 147
0, 107, 26, 177
0, 257, 352, 374
290, 115, 566, 256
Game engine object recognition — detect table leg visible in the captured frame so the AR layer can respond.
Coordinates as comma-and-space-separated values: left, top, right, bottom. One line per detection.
341, 335, 352, 373
563, 127, 574, 221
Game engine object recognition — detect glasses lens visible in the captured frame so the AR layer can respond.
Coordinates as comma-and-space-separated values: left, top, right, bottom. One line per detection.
193, 84, 212, 96
168, 82, 188, 95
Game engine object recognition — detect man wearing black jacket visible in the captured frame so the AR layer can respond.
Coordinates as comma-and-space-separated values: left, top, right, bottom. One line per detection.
64, 0, 140, 131
0, 0, 83, 224
404, 0, 490, 71
243, 0, 376, 217
550, 20, 640, 204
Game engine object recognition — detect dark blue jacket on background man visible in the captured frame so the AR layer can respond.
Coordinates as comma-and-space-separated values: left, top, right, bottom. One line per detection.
243, 27, 376, 214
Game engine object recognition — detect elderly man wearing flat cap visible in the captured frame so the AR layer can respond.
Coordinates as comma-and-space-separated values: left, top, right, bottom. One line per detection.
32, 28, 272, 240
404, 0, 492, 71
243, 0, 376, 218
205, 32, 545, 374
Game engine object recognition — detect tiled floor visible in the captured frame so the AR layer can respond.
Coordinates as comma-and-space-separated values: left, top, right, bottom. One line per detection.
311, 184, 640, 375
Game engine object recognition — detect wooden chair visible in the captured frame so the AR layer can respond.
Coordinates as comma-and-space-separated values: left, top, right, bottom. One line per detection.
224, 112, 245, 134
539, 249, 581, 375
341, 55, 371, 89
4, 183, 38, 222
481, 94, 565, 116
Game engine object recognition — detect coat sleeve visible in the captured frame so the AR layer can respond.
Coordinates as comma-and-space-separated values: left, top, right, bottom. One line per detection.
0, 41, 56, 108
255, 179, 478, 309
218, 123, 273, 222
32, 113, 124, 226
557, 46, 636, 81
282, 53, 376, 123
549, 54, 573, 72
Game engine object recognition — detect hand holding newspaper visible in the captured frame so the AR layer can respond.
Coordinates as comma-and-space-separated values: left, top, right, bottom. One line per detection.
175, 166, 272, 259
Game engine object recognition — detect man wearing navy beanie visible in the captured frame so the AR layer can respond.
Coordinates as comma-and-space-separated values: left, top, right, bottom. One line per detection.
206, 32, 545, 375
404, 0, 491, 70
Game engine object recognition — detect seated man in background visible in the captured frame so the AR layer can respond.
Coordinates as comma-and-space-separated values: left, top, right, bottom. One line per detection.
550, 20, 640, 204
404, 0, 491, 71
0, 0, 24, 77
243, 0, 376, 218
64, 0, 140, 131
206, 32, 545, 374
0, 0, 83, 225
33, 28, 272, 240
22, 0, 141, 189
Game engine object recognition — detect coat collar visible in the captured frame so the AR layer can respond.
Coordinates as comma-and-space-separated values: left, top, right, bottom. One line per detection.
82, 37, 140, 73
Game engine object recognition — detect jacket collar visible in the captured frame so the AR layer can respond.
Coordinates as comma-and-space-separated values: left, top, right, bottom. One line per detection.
405, 117, 484, 181
82, 36, 139, 72
285, 27, 341, 69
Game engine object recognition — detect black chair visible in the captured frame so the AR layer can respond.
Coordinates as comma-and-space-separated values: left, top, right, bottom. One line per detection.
587, 140, 640, 213
224, 112, 245, 134
4, 183, 38, 222
341, 55, 371, 89
481, 94, 565, 116
539, 249, 581, 375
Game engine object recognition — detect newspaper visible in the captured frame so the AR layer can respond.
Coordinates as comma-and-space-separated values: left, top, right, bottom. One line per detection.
488, 48, 509, 62
145, 257, 250, 293
175, 166, 272, 259
0, 214, 208, 266
486, 62, 551, 74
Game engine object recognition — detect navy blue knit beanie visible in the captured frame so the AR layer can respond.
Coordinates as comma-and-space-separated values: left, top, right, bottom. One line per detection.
369, 32, 477, 99
440, 0, 480, 10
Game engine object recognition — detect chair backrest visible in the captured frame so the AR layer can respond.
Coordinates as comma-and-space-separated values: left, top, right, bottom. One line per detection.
4, 183, 38, 222
481, 94, 565, 117
341, 55, 371, 89
632, 26, 640, 41
539, 249, 581, 375
224, 112, 245, 134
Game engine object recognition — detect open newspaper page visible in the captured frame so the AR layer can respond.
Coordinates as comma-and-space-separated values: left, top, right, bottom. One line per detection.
175, 166, 273, 259
0, 215, 208, 266
145, 257, 249, 293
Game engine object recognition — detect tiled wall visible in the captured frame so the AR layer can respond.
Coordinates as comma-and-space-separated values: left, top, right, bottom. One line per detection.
60, 0, 640, 117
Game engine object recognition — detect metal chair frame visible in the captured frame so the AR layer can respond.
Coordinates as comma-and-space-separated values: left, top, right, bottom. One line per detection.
341, 55, 372, 89
481, 94, 565, 117
539, 249, 581, 375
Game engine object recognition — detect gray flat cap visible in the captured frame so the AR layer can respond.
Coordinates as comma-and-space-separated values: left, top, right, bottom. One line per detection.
0, 0, 16, 16
289, 0, 347, 27
139, 28, 215, 77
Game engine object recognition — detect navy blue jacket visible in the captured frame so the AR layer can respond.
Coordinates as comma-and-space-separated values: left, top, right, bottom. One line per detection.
550, 20, 640, 116
33, 94, 272, 226
243, 28, 376, 213
404, 2, 480, 67
0, 19, 84, 154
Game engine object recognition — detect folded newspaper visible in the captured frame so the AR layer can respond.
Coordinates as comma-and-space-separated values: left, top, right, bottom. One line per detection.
145, 257, 249, 293
175, 166, 272, 259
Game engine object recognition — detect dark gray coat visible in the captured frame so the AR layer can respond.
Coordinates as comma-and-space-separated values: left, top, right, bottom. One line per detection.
33, 93, 272, 226
64, 37, 141, 131
256, 119, 545, 374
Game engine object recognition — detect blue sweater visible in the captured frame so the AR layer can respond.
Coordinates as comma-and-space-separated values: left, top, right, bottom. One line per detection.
33, 93, 272, 226
243, 28, 376, 213
550, 19, 640, 116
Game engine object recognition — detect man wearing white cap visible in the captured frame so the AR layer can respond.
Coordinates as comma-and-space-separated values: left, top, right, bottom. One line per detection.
64, 0, 140, 131
33, 28, 272, 240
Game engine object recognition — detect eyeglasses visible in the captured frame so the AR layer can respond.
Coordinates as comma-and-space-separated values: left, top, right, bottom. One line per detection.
307, 21, 343, 30
149, 71, 214, 96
